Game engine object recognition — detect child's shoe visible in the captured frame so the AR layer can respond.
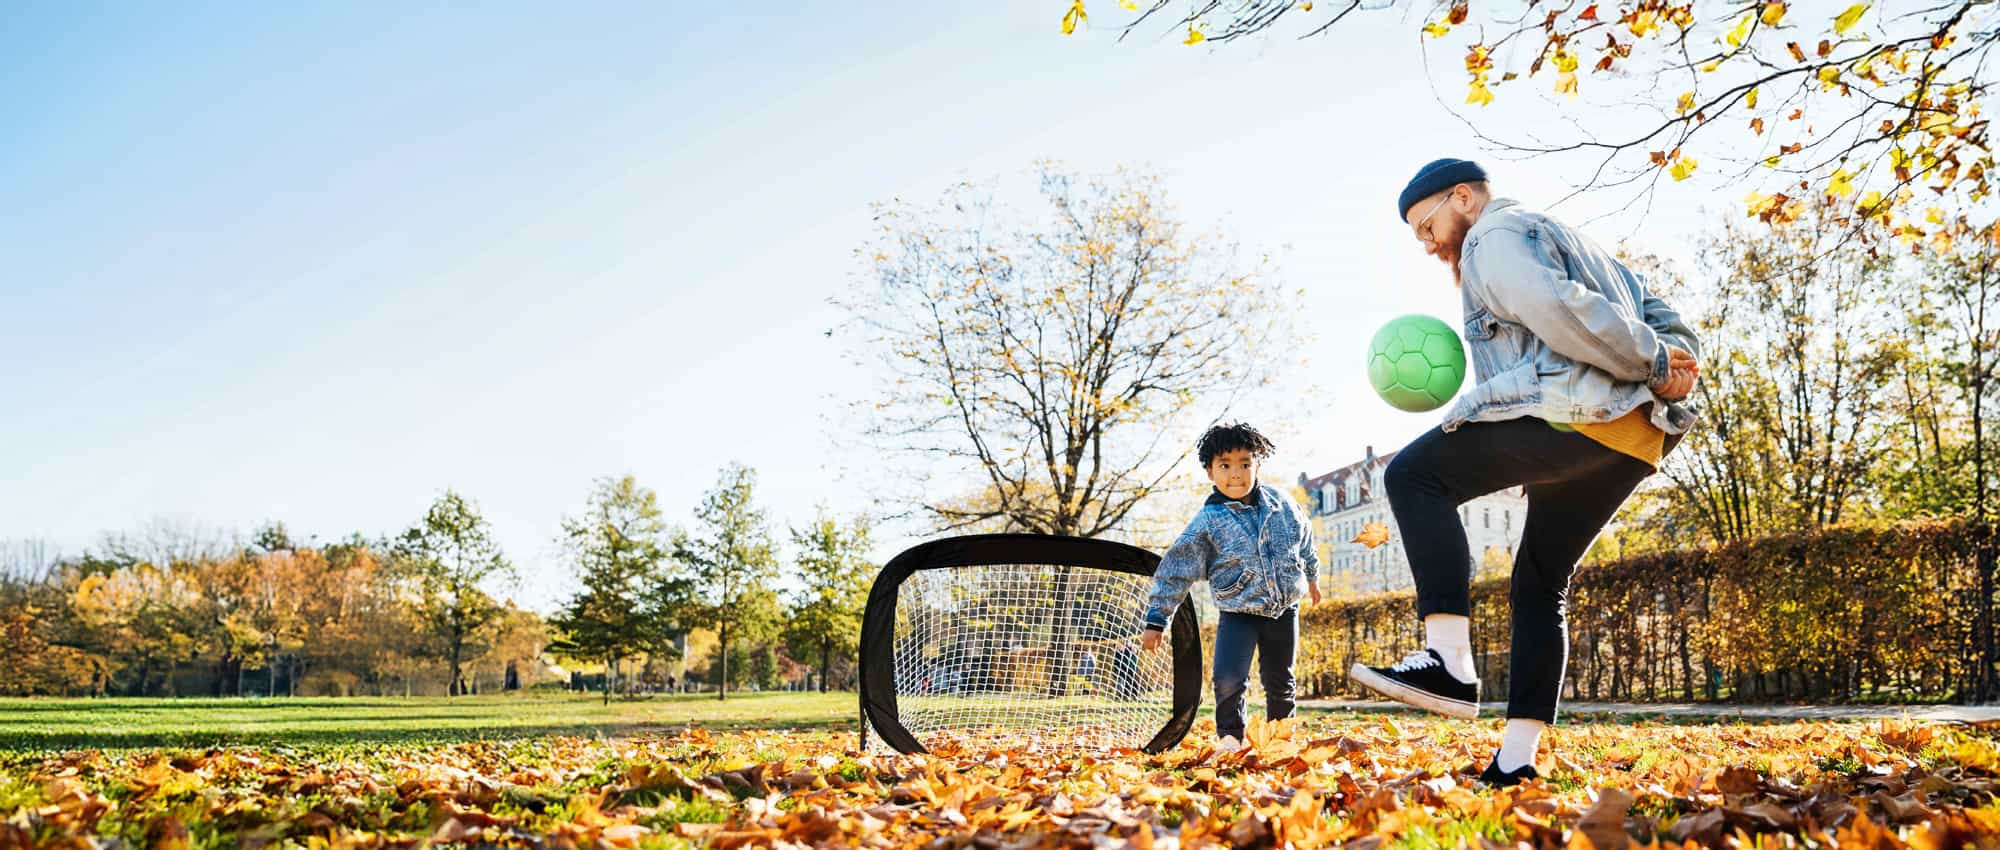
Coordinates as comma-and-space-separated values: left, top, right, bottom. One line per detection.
1216, 735, 1245, 753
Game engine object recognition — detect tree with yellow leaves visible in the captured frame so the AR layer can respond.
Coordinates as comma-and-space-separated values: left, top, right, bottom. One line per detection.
839, 164, 1302, 537
1064, 2, 1995, 248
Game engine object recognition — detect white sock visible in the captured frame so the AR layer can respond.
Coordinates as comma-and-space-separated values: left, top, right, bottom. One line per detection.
1423, 614, 1477, 684
1496, 719, 1546, 772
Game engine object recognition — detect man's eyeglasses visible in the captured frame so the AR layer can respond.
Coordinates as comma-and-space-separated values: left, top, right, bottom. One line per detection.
1412, 193, 1451, 244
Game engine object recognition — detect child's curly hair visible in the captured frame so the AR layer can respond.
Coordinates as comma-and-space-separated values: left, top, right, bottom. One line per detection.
1197, 422, 1276, 468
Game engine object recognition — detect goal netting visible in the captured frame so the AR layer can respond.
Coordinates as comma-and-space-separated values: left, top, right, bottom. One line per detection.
859, 534, 1202, 755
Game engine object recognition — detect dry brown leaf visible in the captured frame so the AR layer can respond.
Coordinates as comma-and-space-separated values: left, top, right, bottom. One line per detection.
1574, 786, 1636, 849
1714, 765, 1762, 795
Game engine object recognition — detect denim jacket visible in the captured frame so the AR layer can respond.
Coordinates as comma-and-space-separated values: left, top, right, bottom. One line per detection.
1446, 198, 1701, 435
1142, 483, 1319, 629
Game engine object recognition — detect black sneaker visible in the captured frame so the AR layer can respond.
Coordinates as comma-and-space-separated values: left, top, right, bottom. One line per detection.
1349, 649, 1479, 719
1478, 759, 1539, 787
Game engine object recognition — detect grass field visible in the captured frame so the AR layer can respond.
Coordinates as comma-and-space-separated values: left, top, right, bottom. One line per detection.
0, 691, 859, 751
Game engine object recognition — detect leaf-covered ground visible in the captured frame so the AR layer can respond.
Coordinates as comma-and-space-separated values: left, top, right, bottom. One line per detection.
4, 713, 2000, 850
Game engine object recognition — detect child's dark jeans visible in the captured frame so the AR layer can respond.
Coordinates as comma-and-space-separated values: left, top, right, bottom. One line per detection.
1213, 607, 1297, 740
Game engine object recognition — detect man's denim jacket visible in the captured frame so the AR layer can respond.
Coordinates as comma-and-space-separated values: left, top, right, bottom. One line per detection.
1447, 198, 1702, 435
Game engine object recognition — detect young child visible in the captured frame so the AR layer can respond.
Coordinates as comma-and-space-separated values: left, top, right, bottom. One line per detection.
1139, 422, 1322, 751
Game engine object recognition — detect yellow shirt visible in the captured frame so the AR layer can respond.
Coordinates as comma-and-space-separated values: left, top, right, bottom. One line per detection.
1550, 407, 1666, 467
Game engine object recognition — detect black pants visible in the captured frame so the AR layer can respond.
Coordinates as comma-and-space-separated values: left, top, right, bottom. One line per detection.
1383, 417, 1677, 723
1212, 607, 1297, 739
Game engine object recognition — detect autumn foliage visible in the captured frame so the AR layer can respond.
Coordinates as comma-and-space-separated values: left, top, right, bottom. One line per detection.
1064, 1, 1996, 252
5, 714, 2000, 849
1298, 519, 1995, 704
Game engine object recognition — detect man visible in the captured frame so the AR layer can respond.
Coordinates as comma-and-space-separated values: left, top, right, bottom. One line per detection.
1349, 158, 1701, 786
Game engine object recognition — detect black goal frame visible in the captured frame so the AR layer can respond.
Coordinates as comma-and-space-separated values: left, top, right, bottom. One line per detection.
857, 533, 1204, 755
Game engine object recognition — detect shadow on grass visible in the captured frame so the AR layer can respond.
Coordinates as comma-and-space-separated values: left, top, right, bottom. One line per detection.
0, 699, 528, 714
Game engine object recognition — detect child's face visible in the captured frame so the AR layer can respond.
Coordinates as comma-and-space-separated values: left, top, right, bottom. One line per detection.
1206, 449, 1258, 500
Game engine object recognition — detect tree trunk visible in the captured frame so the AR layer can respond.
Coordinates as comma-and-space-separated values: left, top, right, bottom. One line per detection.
449, 618, 467, 697
718, 621, 730, 700
820, 639, 831, 693
1974, 364, 1991, 702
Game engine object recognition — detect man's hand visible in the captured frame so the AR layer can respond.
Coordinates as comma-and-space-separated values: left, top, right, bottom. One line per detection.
1140, 628, 1164, 653
1652, 347, 1701, 401
1308, 582, 1322, 607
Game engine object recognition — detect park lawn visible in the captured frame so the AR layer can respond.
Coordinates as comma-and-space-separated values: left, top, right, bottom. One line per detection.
0, 690, 858, 751
0, 691, 1475, 752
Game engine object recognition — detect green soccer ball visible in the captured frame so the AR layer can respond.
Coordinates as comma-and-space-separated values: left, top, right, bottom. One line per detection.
1366, 314, 1466, 412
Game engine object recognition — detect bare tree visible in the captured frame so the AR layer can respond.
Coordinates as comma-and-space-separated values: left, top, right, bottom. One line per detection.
0, 539, 58, 582
838, 164, 1301, 537
1659, 197, 1902, 542
1920, 219, 2000, 699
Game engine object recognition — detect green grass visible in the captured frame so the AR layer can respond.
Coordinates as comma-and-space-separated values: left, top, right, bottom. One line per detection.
0, 691, 1696, 754
0, 691, 858, 752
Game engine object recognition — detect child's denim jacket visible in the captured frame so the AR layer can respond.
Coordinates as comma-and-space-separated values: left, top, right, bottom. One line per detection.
1143, 483, 1319, 629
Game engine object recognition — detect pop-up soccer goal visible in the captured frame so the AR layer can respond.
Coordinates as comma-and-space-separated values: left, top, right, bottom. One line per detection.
858, 534, 1203, 754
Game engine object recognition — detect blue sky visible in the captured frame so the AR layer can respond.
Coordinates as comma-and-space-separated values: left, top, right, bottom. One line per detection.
1, 3, 1722, 611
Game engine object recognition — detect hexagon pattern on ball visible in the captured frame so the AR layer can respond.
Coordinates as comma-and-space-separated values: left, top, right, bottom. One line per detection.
1366, 314, 1466, 412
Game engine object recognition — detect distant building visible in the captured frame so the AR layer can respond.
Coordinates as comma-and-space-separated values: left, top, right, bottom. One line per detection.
1298, 445, 1528, 597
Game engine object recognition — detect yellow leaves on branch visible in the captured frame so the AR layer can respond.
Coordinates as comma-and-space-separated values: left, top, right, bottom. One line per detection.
1623, 4, 1692, 38
1423, 2, 1465, 38
1744, 191, 1788, 223
1858, 190, 1893, 226
1551, 48, 1579, 98
1062, 0, 1085, 35
1627, 8, 1661, 38
1724, 12, 1753, 49
1721, 2, 1785, 49
1465, 45, 1495, 106
1833, 3, 1870, 37
1652, 148, 1698, 181
1184, 24, 1206, 45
